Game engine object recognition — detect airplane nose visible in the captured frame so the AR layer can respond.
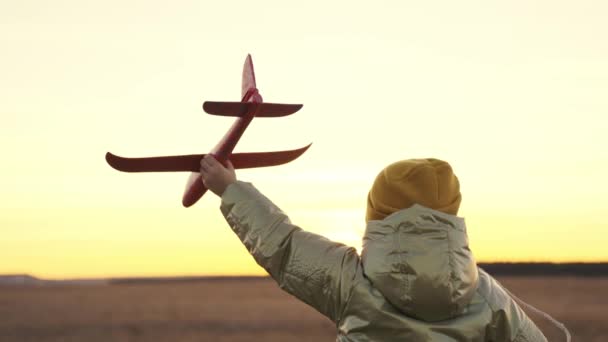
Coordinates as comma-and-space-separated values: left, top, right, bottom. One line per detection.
182, 172, 206, 207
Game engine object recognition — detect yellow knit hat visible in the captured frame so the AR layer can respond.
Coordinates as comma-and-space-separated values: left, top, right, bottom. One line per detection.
366, 158, 461, 222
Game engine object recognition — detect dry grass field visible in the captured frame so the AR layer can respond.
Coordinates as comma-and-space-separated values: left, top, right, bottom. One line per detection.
0, 276, 606, 341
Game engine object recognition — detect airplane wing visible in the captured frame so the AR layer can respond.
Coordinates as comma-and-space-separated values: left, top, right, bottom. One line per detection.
180, 143, 312, 207
106, 152, 205, 172
203, 102, 303, 117
229, 143, 311, 168
105, 143, 311, 173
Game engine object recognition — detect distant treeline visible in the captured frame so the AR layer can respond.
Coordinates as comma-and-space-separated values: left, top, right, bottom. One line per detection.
110, 263, 608, 284
110, 276, 269, 285
478, 262, 608, 277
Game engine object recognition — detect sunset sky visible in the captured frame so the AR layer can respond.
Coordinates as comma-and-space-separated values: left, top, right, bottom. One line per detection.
1, 1, 607, 279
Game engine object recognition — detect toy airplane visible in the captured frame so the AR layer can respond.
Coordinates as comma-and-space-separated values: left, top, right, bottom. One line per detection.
106, 54, 311, 207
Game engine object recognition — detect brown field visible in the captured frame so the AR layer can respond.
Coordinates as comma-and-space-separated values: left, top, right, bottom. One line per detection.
0, 276, 606, 341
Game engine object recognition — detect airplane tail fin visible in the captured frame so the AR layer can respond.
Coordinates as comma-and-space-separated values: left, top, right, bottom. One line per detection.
203, 101, 302, 117
242, 54, 257, 100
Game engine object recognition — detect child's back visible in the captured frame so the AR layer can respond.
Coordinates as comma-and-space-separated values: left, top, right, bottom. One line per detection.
203, 156, 550, 341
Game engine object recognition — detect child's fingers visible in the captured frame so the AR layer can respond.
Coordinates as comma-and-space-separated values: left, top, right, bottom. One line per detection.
205, 154, 220, 166
200, 158, 210, 173
204, 154, 234, 171
199, 165, 208, 177
201, 158, 218, 177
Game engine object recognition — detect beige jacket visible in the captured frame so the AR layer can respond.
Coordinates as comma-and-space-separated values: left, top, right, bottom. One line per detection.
220, 181, 547, 342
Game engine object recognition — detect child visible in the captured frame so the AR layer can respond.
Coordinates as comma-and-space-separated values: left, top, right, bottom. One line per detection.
199, 155, 550, 341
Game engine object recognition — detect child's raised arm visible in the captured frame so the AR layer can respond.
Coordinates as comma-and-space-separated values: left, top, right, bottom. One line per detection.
219, 181, 360, 323
200, 155, 360, 322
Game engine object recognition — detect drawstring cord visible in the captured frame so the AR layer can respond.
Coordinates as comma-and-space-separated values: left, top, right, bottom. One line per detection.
490, 273, 572, 342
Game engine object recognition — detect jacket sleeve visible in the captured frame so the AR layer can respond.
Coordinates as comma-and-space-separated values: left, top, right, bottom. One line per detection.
220, 181, 360, 322
482, 270, 549, 342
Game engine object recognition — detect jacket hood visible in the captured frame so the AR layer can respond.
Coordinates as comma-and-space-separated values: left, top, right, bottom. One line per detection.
361, 204, 478, 322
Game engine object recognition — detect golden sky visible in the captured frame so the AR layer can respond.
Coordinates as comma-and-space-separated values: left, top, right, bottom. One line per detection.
1, 1, 607, 278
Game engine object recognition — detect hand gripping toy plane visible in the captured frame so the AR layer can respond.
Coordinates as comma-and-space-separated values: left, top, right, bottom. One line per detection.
106, 54, 311, 207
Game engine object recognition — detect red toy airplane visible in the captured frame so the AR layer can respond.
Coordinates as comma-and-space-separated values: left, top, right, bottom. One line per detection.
106, 54, 311, 207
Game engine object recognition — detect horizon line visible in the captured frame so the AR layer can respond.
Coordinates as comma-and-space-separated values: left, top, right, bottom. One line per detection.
2, 261, 608, 283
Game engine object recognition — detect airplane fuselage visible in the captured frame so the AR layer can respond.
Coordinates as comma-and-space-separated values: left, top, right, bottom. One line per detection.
182, 88, 262, 207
